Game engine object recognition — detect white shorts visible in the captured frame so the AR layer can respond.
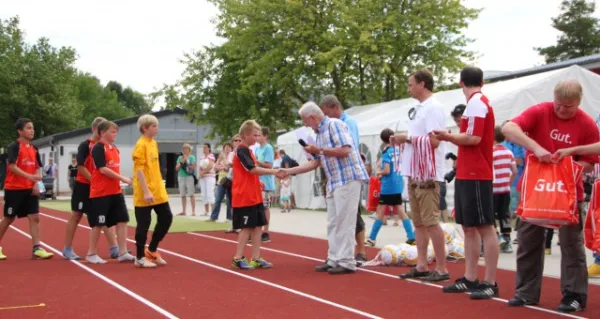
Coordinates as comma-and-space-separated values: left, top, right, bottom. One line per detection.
178, 176, 195, 196
200, 176, 216, 204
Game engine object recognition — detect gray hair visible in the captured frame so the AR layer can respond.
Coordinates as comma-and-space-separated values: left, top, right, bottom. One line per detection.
320, 95, 341, 109
298, 101, 324, 117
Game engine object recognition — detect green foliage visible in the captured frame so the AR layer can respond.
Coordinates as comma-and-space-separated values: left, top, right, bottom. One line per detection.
0, 16, 154, 148
155, 0, 479, 140
536, 0, 600, 63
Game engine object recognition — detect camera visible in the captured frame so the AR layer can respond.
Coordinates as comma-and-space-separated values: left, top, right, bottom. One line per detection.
445, 152, 457, 161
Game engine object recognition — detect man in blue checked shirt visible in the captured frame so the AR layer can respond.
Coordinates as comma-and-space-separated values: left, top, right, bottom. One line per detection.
279, 101, 369, 275
320, 95, 368, 265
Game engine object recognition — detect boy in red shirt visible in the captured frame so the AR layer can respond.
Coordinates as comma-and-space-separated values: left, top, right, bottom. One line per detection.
86, 121, 134, 264
62, 117, 119, 260
0, 118, 53, 260
434, 66, 500, 300
231, 120, 277, 269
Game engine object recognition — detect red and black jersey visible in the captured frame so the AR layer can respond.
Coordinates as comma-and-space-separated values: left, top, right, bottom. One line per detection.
90, 142, 122, 198
232, 145, 262, 208
5, 140, 42, 190
75, 138, 96, 184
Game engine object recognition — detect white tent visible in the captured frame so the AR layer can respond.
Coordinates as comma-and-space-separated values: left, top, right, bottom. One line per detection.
277, 65, 600, 210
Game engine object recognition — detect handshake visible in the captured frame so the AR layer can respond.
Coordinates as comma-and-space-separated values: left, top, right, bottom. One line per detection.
273, 168, 291, 179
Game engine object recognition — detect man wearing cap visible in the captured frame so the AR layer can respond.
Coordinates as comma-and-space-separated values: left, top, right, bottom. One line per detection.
320, 95, 368, 264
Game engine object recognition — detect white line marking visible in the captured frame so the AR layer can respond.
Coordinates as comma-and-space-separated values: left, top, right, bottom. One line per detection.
8, 225, 178, 319
188, 232, 589, 319
38, 213, 383, 319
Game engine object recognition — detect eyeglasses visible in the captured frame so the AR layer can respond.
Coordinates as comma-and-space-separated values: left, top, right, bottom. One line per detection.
408, 107, 417, 120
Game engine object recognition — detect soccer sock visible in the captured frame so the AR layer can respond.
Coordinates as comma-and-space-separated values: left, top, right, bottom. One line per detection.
402, 219, 415, 240
369, 219, 383, 241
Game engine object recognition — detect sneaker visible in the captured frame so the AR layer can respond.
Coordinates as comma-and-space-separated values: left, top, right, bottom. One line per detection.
135, 257, 157, 268
261, 233, 271, 243
405, 239, 416, 246
508, 295, 538, 307
588, 263, 600, 277
232, 257, 254, 270
315, 263, 333, 272
498, 235, 507, 248
110, 248, 133, 259
86, 254, 107, 264
365, 238, 376, 247
545, 248, 552, 255
0, 247, 7, 260
62, 247, 81, 260
442, 277, 479, 293
145, 248, 167, 265
421, 270, 450, 283
558, 294, 584, 313
33, 247, 54, 260
470, 281, 499, 300
501, 242, 514, 254
117, 253, 135, 263
250, 257, 273, 269
355, 253, 368, 267
399, 267, 430, 279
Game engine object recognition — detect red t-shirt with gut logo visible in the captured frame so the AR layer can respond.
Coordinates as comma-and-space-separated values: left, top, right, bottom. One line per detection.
90, 142, 122, 198
512, 102, 600, 200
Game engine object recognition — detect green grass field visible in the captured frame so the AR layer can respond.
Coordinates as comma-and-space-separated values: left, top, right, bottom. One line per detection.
39, 200, 231, 233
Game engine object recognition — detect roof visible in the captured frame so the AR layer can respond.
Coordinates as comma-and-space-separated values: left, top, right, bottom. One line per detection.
33, 108, 189, 148
484, 53, 600, 82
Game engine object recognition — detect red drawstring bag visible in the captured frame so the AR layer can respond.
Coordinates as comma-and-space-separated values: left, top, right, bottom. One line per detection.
585, 179, 600, 254
517, 154, 579, 228
367, 176, 381, 212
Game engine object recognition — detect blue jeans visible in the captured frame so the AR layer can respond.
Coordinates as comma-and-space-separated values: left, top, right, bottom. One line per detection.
509, 186, 520, 215
594, 253, 600, 265
210, 184, 231, 221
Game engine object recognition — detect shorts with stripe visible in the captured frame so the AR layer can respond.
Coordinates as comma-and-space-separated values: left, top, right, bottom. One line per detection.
454, 179, 494, 227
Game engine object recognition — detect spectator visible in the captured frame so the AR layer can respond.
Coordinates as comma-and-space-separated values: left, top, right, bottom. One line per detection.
176, 144, 196, 216
199, 143, 216, 215
67, 157, 78, 191
209, 143, 233, 222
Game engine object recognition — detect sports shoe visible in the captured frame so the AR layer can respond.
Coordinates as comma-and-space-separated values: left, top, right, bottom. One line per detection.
442, 277, 479, 293
232, 257, 254, 269
557, 293, 585, 313
421, 270, 450, 283
33, 247, 54, 260
501, 242, 514, 254
588, 263, 600, 277
261, 233, 271, 243
110, 247, 133, 259
117, 252, 135, 263
145, 248, 167, 265
0, 247, 7, 260
470, 281, 499, 300
135, 257, 157, 268
250, 257, 273, 269
365, 238, 376, 247
355, 253, 368, 267
399, 267, 430, 279
508, 295, 538, 307
62, 247, 81, 260
86, 254, 107, 264
405, 239, 416, 246
545, 248, 552, 255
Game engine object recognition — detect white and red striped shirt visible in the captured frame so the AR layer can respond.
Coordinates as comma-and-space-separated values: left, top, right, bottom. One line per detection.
492, 144, 515, 194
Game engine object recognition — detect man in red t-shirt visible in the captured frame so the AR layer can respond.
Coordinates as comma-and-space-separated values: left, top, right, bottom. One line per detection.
434, 66, 500, 300
502, 79, 599, 313
0, 118, 53, 260
86, 121, 134, 264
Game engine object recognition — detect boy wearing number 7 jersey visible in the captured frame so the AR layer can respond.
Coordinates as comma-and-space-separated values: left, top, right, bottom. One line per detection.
132, 114, 173, 268
231, 120, 277, 269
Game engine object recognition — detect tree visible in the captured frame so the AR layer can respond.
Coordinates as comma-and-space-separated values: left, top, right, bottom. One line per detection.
73, 73, 134, 125
536, 0, 600, 63
156, 0, 479, 139
106, 80, 153, 114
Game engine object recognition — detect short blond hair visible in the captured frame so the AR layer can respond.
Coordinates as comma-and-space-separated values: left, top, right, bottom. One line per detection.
182, 143, 192, 151
137, 114, 159, 134
231, 134, 241, 141
554, 79, 583, 102
92, 117, 107, 130
239, 120, 261, 137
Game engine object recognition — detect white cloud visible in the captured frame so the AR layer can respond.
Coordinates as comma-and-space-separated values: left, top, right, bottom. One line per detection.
2, 0, 598, 96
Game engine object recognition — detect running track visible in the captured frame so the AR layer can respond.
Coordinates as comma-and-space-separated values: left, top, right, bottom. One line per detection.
0, 205, 596, 318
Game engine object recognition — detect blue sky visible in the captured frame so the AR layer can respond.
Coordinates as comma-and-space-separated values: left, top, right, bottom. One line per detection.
2, 0, 596, 96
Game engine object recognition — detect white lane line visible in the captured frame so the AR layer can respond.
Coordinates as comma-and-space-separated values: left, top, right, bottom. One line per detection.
187, 232, 588, 319
8, 225, 178, 319
38, 213, 383, 319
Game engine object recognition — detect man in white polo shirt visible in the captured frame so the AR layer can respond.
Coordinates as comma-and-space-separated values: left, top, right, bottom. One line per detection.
393, 69, 449, 282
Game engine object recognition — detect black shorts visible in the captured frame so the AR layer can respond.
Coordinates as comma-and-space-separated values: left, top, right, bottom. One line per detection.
89, 194, 129, 228
233, 203, 267, 229
454, 179, 494, 227
71, 182, 91, 213
356, 205, 365, 235
439, 182, 448, 211
3, 189, 39, 218
378, 194, 403, 205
